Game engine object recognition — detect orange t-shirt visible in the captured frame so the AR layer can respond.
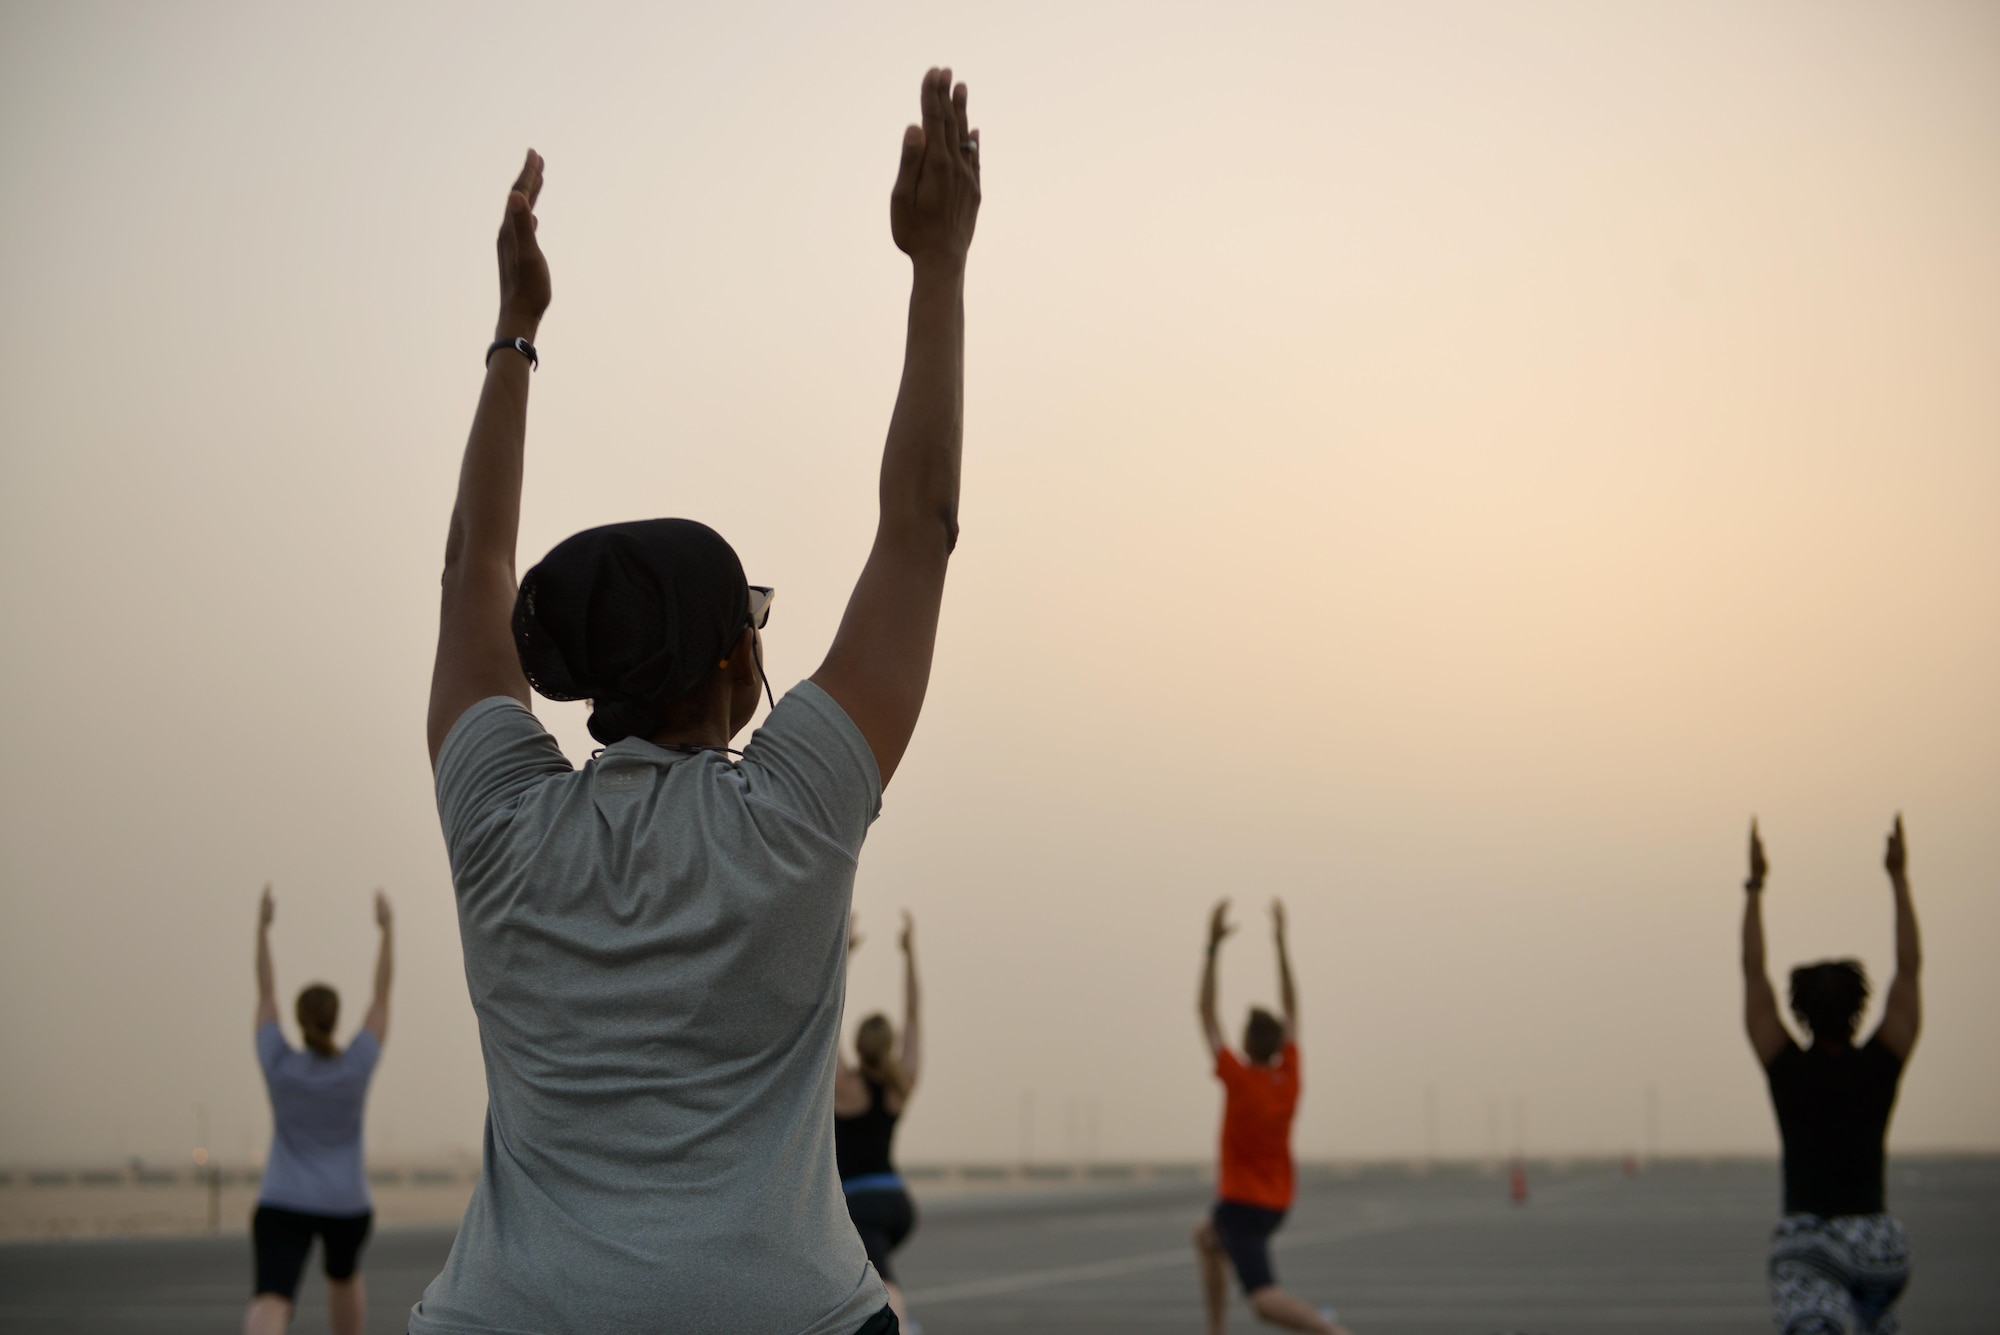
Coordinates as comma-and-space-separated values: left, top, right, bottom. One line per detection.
1215, 1042, 1301, 1210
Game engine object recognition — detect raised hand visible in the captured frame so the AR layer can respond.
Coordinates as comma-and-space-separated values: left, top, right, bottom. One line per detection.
1270, 897, 1288, 939
899, 910, 915, 955
890, 69, 980, 267
1884, 814, 1908, 883
1746, 820, 1767, 893
374, 889, 393, 930
1207, 898, 1236, 950
259, 883, 275, 928
496, 149, 550, 337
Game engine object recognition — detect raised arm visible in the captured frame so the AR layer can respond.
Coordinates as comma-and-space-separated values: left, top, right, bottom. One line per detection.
1741, 821, 1790, 1065
254, 884, 278, 1030
1871, 815, 1922, 1059
1198, 900, 1233, 1058
897, 911, 922, 1089
426, 150, 551, 766
363, 891, 394, 1043
811, 69, 981, 789
835, 914, 864, 1081
1271, 898, 1298, 1041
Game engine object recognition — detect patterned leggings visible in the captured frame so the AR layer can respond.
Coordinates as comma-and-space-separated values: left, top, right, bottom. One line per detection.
1769, 1213, 1909, 1335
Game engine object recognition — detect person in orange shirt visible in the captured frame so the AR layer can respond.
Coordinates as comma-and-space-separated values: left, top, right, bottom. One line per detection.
1193, 898, 1351, 1335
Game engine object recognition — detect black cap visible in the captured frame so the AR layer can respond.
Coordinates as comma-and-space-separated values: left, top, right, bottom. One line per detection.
513, 519, 750, 745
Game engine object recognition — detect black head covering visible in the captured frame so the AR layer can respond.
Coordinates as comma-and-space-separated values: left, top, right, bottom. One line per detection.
513, 519, 750, 745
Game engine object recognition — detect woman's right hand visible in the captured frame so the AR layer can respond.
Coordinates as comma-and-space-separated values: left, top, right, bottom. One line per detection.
259, 883, 275, 928
496, 149, 550, 339
1883, 813, 1907, 884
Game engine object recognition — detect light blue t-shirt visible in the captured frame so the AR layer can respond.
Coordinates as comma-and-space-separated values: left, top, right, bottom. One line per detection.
412, 681, 888, 1335
255, 1021, 380, 1216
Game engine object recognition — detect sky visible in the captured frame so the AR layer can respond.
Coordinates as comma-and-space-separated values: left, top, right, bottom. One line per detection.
1, 1, 1995, 1170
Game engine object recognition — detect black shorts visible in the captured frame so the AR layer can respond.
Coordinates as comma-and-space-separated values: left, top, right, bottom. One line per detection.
1211, 1199, 1286, 1294
251, 1204, 373, 1300
844, 1187, 917, 1285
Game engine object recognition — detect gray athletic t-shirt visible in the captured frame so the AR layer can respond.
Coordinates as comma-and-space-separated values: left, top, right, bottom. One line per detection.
411, 683, 888, 1335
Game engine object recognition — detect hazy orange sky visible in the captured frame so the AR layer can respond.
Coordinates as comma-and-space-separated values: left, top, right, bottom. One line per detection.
2, 1, 1995, 1169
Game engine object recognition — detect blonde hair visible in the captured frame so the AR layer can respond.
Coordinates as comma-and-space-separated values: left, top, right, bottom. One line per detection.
854, 1013, 908, 1099
296, 984, 341, 1058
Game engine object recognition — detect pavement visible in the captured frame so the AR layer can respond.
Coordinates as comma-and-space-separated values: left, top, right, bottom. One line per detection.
3, 1156, 1994, 1334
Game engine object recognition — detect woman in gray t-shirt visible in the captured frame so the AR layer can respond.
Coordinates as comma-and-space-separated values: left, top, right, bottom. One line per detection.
246, 885, 391, 1335
414, 68, 980, 1335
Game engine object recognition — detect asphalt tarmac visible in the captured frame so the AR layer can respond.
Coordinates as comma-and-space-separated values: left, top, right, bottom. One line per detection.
3, 1157, 1994, 1334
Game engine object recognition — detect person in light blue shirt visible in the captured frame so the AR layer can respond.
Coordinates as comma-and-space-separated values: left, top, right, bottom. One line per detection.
246, 884, 392, 1335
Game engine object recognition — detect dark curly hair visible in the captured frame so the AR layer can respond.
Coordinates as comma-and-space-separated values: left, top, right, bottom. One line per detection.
1243, 1008, 1286, 1065
1788, 959, 1869, 1046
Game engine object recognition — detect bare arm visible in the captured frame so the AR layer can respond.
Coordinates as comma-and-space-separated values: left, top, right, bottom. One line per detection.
835, 915, 865, 1080
426, 151, 551, 767
1271, 898, 1298, 1041
363, 891, 393, 1042
1871, 815, 1922, 1059
1198, 900, 1232, 1058
254, 884, 278, 1030
1741, 821, 1790, 1065
811, 69, 981, 790
898, 912, 922, 1088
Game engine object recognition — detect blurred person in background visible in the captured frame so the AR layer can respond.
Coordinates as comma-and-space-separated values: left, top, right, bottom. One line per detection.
414, 67, 978, 1335
1742, 816, 1922, 1335
245, 885, 392, 1335
1193, 899, 1351, 1335
836, 912, 924, 1329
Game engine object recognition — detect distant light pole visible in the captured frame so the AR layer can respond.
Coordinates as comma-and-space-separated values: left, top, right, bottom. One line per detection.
194, 1103, 219, 1232
1019, 1092, 1035, 1172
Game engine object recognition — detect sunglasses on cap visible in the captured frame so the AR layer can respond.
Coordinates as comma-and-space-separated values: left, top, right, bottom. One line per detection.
746, 585, 777, 714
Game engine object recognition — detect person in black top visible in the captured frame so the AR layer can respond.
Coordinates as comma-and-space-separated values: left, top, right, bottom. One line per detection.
836, 912, 922, 1327
1742, 816, 1922, 1335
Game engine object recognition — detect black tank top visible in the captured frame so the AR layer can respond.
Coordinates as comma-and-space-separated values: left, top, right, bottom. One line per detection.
1764, 1036, 1905, 1216
834, 1075, 900, 1181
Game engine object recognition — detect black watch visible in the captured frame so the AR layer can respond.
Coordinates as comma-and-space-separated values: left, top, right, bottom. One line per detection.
486, 336, 538, 370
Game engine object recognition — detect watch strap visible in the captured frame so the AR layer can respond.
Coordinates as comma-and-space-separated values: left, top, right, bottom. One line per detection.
486, 336, 538, 370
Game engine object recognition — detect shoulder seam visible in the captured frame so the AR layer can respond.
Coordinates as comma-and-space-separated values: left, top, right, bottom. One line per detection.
743, 795, 860, 866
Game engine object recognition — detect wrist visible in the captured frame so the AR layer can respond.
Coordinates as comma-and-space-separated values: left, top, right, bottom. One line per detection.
910, 253, 967, 285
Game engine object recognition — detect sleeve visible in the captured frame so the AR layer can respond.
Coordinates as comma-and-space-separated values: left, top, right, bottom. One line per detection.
735, 681, 883, 859
256, 1020, 288, 1075
434, 696, 572, 874
344, 1029, 382, 1080
1281, 1041, 1301, 1080
1214, 1047, 1245, 1087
